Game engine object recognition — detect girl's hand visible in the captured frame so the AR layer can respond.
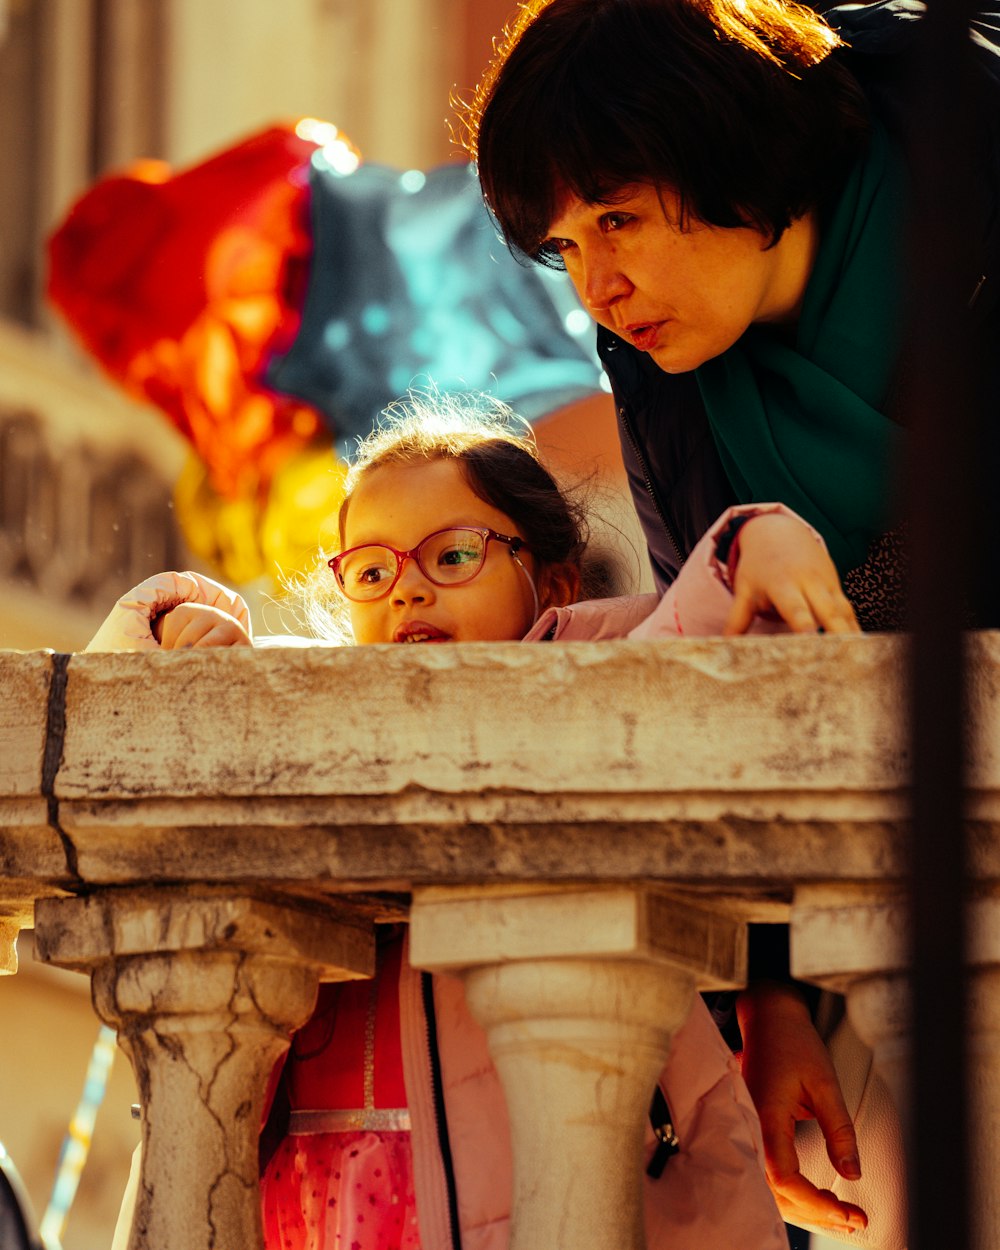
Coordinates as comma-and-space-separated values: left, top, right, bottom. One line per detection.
736, 982, 868, 1236
723, 513, 860, 636
86, 571, 253, 652
153, 603, 252, 649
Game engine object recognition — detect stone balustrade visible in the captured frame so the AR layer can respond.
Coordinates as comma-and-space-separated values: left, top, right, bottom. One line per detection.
2, 636, 1000, 1249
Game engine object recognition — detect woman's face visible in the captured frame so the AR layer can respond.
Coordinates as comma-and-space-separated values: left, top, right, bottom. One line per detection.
340, 458, 540, 645
544, 184, 817, 374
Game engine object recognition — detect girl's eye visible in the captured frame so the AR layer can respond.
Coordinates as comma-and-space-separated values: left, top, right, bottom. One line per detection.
356, 562, 393, 586
438, 544, 480, 568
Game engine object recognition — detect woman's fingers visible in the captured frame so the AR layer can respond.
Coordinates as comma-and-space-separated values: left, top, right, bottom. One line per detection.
769, 1171, 868, 1234
729, 570, 860, 635
722, 588, 759, 635
727, 513, 861, 634
778, 580, 860, 635
802, 581, 860, 634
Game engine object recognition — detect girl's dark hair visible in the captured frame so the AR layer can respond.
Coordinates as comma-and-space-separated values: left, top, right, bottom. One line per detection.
299, 392, 589, 641
462, 0, 871, 256
339, 393, 588, 570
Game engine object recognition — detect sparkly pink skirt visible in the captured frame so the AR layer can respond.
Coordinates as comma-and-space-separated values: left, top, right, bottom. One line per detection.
261, 1130, 421, 1250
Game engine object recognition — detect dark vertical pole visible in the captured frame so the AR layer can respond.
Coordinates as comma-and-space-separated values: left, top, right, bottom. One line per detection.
903, 0, 985, 1246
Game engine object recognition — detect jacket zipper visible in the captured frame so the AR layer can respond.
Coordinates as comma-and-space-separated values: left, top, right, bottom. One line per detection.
421, 972, 463, 1250
618, 404, 686, 573
645, 1085, 680, 1179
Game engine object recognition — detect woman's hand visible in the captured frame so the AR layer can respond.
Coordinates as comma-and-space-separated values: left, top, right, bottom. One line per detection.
737, 982, 868, 1235
153, 603, 252, 649
723, 513, 860, 636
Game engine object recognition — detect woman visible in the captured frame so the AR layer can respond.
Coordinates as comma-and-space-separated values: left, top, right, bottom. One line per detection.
465, 0, 999, 1238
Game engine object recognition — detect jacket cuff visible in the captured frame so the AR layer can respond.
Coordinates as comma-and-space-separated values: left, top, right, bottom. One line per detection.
85, 570, 252, 652
705, 503, 825, 593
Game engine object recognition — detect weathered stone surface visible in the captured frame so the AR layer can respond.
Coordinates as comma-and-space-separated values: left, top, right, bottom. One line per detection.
410, 886, 753, 1250
462, 957, 697, 1250
0, 640, 995, 895
94, 949, 320, 1250
1, 639, 999, 1250
793, 884, 1000, 989
0, 798, 78, 886
411, 885, 746, 989
56, 802, 918, 892
791, 884, 910, 989
0, 653, 74, 929
0, 650, 50, 796
0, 917, 20, 973
56, 636, 915, 799
967, 633, 1000, 788
33, 890, 378, 1250
34, 887, 375, 981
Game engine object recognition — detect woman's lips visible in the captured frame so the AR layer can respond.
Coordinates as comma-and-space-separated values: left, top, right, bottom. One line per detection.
626, 322, 664, 351
393, 620, 451, 643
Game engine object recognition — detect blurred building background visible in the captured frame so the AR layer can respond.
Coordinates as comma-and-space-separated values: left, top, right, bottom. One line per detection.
0, 0, 538, 655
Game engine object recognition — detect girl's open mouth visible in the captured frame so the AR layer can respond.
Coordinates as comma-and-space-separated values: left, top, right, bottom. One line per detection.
393, 621, 450, 643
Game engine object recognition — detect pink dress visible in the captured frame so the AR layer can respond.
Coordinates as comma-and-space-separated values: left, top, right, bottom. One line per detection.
261, 934, 422, 1250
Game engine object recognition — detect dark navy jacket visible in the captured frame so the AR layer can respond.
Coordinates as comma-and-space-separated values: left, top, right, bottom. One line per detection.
600, 0, 1000, 604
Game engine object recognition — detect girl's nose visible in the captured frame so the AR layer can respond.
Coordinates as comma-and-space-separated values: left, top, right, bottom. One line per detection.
391, 557, 435, 605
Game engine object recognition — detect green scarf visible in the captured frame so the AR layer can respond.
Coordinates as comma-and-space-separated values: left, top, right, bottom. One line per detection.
696, 122, 907, 574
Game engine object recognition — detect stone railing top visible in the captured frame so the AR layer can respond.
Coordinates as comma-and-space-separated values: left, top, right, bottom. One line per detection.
3, 636, 1000, 908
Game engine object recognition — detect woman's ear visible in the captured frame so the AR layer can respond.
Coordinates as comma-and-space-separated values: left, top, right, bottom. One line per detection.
537, 562, 581, 611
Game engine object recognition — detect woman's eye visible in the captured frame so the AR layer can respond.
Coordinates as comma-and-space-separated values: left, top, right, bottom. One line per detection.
601, 212, 632, 233
543, 237, 574, 255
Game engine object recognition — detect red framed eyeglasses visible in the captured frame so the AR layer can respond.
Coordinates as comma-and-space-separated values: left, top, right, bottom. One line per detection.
328, 526, 528, 602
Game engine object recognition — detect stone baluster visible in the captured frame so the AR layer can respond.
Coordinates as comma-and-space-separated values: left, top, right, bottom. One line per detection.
410, 885, 746, 1250
33, 887, 375, 1250
0, 917, 20, 974
792, 883, 1000, 1250
0, 905, 31, 974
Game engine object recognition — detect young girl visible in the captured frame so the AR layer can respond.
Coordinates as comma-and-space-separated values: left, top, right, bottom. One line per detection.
95, 395, 860, 1250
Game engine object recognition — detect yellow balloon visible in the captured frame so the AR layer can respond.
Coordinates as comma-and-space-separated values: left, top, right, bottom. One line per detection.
260, 445, 349, 580
171, 443, 349, 589
173, 455, 269, 585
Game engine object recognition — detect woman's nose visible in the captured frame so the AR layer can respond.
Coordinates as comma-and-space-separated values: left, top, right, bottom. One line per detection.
391, 557, 435, 605
581, 248, 632, 313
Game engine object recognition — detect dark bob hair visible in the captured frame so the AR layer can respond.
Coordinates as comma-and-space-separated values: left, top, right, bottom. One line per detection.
464, 0, 871, 258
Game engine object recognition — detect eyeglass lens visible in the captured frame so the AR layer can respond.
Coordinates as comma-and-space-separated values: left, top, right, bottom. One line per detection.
337, 528, 489, 600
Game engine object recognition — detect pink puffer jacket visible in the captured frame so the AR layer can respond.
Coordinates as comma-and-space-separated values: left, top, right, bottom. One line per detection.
400, 955, 787, 1250
525, 502, 820, 642
85, 505, 821, 654
85, 569, 254, 650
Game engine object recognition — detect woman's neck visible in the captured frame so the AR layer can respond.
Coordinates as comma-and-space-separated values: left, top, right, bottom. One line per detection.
759, 209, 820, 330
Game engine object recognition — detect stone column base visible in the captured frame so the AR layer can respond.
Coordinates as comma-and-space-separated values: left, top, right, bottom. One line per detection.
34, 887, 376, 1250
411, 885, 746, 1250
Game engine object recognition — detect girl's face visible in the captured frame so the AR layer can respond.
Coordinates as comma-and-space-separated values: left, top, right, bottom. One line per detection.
340, 458, 542, 645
